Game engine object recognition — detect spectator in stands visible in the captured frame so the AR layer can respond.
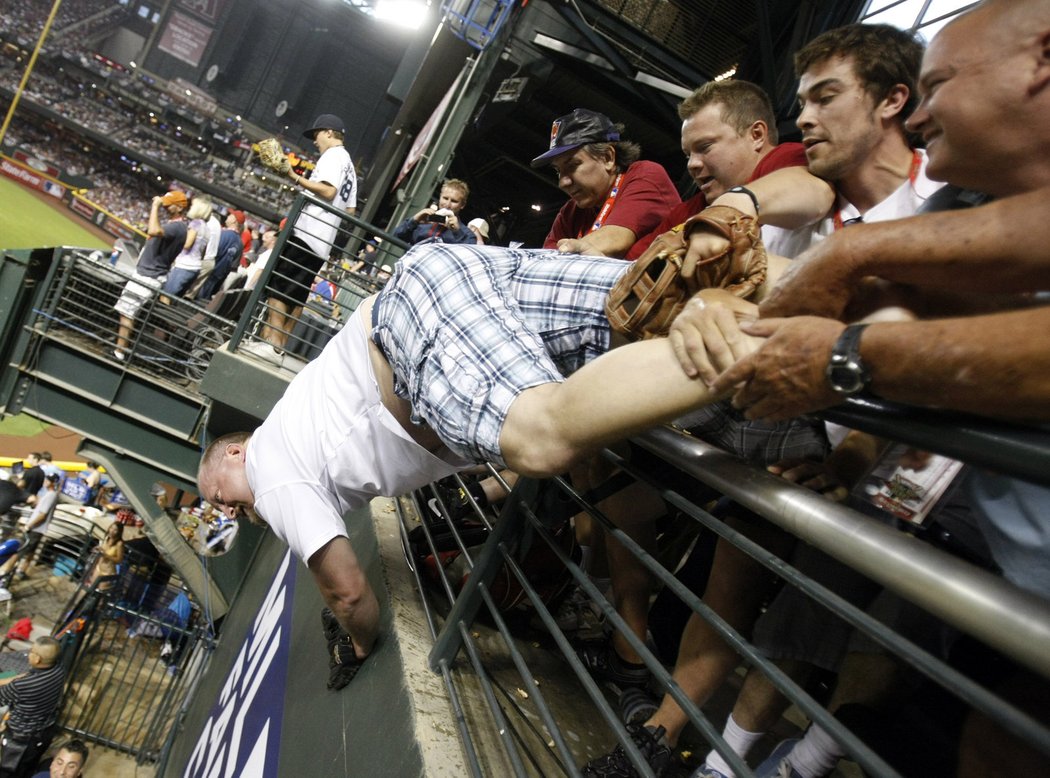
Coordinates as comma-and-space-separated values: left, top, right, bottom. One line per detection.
31, 738, 89, 778
630, 79, 832, 264
249, 115, 356, 361
195, 218, 244, 301
35, 454, 61, 482
467, 218, 489, 245
163, 198, 211, 297
228, 210, 252, 259
532, 108, 679, 258
15, 454, 45, 507
0, 636, 66, 777
582, 22, 936, 778
193, 199, 222, 293
393, 179, 475, 245
244, 228, 276, 292
113, 190, 190, 361
7, 473, 61, 583
90, 522, 124, 592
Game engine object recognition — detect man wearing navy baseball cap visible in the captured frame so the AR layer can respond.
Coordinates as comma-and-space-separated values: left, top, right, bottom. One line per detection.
246, 113, 358, 363
531, 108, 679, 258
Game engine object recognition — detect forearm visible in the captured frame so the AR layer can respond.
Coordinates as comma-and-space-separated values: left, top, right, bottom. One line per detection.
862, 307, 1050, 420
290, 172, 336, 202
713, 167, 835, 229
842, 189, 1050, 293
147, 204, 163, 236
569, 225, 637, 258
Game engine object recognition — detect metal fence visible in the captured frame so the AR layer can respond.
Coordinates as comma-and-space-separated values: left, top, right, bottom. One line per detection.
55, 549, 215, 766
403, 415, 1050, 777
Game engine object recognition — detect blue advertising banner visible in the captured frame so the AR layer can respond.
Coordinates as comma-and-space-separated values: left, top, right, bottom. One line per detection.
184, 551, 296, 777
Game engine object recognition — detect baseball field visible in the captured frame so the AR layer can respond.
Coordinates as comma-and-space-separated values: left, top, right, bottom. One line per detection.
0, 175, 111, 250
0, 175, 107, 458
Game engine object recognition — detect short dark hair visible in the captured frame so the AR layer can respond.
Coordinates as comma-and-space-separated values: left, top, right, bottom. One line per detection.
56, 738, 89, 765
581, 123, 641, 172
40, 451, 53, 462
794, 23, 925, 121
678, 80, 779, 144
199, 432, 251, 481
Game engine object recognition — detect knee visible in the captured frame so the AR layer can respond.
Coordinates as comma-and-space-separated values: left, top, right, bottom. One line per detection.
499, 387, 584, 477
500, 414, 580, 478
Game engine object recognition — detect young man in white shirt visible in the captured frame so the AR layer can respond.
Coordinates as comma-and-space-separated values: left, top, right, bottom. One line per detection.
250, 114, 357, 359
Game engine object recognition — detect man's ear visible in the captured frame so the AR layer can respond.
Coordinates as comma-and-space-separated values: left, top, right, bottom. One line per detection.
748, 120, 769, 150
879, 84, 910, 121
1030, 27, 1050, 95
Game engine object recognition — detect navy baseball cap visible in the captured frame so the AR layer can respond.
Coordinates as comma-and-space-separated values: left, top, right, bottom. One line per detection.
303, 114, 346, 138
530, 108, 620, 168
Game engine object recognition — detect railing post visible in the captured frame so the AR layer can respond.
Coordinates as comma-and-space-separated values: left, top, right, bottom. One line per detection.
427, 477, 538, 672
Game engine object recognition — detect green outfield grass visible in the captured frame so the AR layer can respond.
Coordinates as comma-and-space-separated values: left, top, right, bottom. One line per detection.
0, 175, 109, 250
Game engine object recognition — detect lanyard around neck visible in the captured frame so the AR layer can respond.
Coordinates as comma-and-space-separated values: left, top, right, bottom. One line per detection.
581, 173, 625, 237
833, 149, 922, 231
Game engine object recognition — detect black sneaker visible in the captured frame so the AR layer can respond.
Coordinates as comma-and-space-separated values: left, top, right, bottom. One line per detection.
576, 639, 651, 688
427, 482, 477, 524
582, 723, 672, 777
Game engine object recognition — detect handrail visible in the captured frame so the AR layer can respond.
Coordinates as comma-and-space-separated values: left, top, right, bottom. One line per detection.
821, 396, 1050, 487
634, 425, 1050, 678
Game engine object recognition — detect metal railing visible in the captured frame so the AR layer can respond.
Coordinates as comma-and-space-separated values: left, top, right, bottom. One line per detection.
56, 554, 214, 765
225, 194, 408, 367
404, 409, 1050, 777
27, 249, 245, 388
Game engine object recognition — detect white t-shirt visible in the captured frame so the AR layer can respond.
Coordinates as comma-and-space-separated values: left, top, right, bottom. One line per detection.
766, 149, 940, 260
294, 145, 357, 260
246, 307, 469, 563
761, 150, 940, 448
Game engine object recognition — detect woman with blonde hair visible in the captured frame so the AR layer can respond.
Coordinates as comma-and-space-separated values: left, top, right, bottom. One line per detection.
162, 197, 211, 296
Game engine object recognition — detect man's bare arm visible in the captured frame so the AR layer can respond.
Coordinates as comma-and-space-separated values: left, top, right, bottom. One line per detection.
761, 187, 1050, 320
714, 305, 1050, 422
308, 536, 379, 659
557, 225, 637, 258
713, 166, 835, 229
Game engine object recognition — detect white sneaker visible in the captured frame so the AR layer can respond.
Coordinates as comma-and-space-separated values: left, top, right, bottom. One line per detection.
241, 340, 282, 365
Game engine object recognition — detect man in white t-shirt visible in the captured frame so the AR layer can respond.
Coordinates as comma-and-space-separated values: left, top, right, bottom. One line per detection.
252, 114, 357, 358
197, 233, 781, 683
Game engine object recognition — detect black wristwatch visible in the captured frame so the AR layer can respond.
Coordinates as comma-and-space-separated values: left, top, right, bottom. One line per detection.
725, 185, 760, 214
825, 323, 871, 396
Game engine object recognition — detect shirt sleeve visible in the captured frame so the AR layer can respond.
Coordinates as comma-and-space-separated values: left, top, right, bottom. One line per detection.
603, 161, 681, 239
747, 142, 809, 180
0, 677, 19, 707
626, 193, 706, 260
254, 481, 349, 564
543, 203, 576, 248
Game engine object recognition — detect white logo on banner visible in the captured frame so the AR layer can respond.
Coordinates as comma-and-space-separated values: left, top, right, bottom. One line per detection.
184, 551, 294, 777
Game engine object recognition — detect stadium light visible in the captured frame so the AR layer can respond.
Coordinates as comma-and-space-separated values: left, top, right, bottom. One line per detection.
373, 0, 428, 29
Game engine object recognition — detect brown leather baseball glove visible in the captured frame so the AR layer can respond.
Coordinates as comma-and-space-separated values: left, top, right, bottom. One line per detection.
256, 137, 291, 175
605, 205, 767, 340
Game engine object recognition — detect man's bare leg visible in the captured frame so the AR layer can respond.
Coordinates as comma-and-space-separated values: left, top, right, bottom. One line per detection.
116, 315, 134, 354
499, 334, 755, 477
258, 298, 297, 349
644, 521, 790, 745
601, 482, 665, 664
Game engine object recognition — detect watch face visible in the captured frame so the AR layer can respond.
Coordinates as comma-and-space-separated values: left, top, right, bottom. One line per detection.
827, 363, 865, 394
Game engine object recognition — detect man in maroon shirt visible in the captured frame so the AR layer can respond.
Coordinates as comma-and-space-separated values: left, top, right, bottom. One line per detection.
628, 79, 817, 260
532, 108, 681, 258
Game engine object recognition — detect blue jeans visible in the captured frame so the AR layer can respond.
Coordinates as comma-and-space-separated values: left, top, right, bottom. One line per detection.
163, 268, 199, 296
